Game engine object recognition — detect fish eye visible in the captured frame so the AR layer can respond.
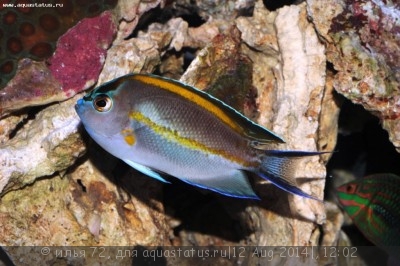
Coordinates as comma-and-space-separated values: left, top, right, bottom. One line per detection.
345, 184, 357, 194
93, 94, 112, 112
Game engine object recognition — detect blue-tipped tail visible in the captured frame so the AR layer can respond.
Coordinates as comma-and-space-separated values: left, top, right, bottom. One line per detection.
257, 150, 328, 201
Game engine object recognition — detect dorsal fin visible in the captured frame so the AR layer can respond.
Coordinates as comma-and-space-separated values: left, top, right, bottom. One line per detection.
130, 73, 285, 144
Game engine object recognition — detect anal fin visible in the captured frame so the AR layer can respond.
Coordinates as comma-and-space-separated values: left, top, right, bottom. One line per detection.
176, 170, 259, 199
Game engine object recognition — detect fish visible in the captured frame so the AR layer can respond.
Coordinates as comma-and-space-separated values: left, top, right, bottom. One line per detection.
75, 73, 324, 200
336, 174, 400, 249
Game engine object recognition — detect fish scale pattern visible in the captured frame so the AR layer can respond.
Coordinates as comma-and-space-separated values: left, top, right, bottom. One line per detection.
140, 97, 251, 158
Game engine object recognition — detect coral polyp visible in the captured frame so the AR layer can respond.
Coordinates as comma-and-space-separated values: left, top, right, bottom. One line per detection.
0, 0, 118, 88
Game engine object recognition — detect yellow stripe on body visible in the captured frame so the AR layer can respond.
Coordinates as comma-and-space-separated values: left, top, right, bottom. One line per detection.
129, 111, 256, 168
133, 75, 245, 135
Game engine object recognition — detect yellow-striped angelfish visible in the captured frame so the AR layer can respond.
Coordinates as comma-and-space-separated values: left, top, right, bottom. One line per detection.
75, 73, 323, 200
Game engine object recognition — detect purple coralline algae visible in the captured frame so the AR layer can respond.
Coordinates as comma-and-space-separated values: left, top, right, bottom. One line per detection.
0, 1, 118, 116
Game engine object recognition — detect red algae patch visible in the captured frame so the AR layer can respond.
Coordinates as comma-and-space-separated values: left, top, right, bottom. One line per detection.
48, 11, 117, 96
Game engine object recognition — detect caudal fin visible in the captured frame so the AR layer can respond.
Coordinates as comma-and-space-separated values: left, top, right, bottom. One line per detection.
257, 150, 328, 201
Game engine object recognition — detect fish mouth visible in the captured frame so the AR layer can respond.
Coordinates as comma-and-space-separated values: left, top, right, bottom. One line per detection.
75, 99, 84, 114
74, 104, 80, 115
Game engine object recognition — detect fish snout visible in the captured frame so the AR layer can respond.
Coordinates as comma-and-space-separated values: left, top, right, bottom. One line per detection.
75, 99, 85, 115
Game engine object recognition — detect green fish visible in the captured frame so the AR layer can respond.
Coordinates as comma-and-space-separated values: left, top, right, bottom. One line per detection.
336, 174, 400, 249
75, 73, 324, 200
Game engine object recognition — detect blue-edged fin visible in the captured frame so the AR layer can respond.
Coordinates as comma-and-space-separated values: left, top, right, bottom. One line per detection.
264, 150, 330, 157
123, 159, 170, 183
176, 170, 260, 199
258, 150, 326, 201
258, 171, 320, 201
131, 74, 285, 144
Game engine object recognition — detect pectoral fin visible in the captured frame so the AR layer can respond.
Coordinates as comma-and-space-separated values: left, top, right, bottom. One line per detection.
123, 159, 170, 183
176, 170, 259, 199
